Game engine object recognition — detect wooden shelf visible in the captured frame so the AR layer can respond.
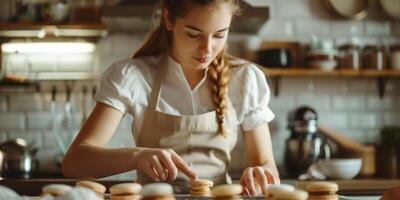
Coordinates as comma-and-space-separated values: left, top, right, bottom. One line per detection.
261, 68, 400, 77
0, 22, 107, 38
0, 22, 107, 29
261, 68, 399, 98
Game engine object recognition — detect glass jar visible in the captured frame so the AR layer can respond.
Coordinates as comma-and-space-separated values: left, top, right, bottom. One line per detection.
362, 45, 387, 70
339, 44, 361, 70
69, 0, 103, 22
390, 44, 400, 70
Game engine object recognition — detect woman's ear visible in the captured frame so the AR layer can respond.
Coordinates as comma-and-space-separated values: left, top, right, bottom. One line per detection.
163, 8, 173, 30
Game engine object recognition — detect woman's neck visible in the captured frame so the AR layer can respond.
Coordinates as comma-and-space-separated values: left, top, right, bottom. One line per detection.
180, 65, 206, 90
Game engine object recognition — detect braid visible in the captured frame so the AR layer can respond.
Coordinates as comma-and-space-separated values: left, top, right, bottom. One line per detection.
208, 52, 231, 137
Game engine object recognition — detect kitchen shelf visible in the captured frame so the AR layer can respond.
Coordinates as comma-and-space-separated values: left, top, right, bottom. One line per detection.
0, 22, 108, 38
0, 80, 40, 93
260, 68, 400, 98
261, 68, 400, 77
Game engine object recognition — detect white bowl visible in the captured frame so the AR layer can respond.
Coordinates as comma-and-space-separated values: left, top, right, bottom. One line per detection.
317, 158, 362, 180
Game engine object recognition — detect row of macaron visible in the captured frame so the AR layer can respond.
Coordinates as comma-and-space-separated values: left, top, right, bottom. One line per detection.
38, 179, 339, 200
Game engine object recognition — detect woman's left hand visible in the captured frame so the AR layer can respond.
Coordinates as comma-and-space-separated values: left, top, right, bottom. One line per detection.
240, 165, 280, 196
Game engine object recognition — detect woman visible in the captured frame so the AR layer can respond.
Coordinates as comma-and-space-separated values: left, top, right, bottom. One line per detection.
62, 0, 279, 196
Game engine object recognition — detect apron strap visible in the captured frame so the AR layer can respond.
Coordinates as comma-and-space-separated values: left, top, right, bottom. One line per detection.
148, 54, 168, 110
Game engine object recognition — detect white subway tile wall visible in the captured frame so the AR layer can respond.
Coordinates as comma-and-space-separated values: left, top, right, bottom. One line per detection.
365, 21, 391, 36
0, 113, 25, 131
0, 95, 6, 112
9, 94, 44, 111
330, 21, 364, 36
0, 0, 399, 179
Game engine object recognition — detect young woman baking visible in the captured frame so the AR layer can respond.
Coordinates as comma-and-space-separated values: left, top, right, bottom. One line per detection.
62, 0, 280, 196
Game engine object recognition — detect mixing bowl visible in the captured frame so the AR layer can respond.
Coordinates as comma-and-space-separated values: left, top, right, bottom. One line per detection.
317, 158, 362, 180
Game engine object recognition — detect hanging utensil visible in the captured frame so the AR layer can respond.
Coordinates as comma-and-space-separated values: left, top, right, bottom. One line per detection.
81, 85, 88, 126
61, 85, 74, 151
50, 86, 67, 154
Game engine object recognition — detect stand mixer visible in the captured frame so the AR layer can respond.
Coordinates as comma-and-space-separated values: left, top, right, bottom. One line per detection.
284, 106, 330, 178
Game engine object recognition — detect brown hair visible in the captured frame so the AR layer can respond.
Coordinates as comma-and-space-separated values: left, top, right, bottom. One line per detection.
132, 0, 241, 136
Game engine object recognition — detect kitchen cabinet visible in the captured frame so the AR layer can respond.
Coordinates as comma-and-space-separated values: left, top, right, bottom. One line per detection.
261, 68, 400, 98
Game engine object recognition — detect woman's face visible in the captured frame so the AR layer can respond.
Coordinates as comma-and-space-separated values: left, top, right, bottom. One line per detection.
167, 3, 233, 70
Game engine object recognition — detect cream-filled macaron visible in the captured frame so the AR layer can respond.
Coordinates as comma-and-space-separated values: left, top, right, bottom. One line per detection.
56, 187, 103, 200
76, 180, 106, 197
42, 184, 73, 197
190, 179, 214, 196
272, 189, 308, 200
141, 183, 175, 200
109, 182, 142, 200
266, 184, 295, 199
306, 181, 339, 200
211, 184, 243, 200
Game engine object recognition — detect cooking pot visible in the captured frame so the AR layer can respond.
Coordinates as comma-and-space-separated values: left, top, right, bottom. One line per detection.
0, 138, 38, 179
256, 48, 293, 68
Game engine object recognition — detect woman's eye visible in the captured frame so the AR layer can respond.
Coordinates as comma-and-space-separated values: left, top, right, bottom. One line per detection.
213, 34, 225, 39
187, 33, 200, 38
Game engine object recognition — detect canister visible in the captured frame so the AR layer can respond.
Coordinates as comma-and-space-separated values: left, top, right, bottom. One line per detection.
390, 44, 400, 70
362, 45, 387, 70
339, 43, 361, 70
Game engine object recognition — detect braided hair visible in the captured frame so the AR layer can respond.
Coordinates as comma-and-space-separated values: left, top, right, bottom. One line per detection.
133, 0, 241, 136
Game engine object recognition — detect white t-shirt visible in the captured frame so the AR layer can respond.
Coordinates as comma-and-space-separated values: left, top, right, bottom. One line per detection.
95, 54, 274, 134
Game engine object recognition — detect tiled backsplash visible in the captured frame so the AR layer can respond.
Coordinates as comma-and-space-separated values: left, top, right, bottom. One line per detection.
0, 0, 399, 179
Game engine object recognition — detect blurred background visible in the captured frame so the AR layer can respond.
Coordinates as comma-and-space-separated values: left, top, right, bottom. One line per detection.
0, 0, 399, 182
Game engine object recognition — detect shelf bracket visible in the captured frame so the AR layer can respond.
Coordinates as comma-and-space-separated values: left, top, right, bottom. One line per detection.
377, 77, 387, 99
271, 76, 281, 97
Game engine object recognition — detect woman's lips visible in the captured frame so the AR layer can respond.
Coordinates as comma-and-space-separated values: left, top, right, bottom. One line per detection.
194, 56, 210, 63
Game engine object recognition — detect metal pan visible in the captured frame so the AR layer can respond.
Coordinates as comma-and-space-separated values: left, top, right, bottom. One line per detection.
379, 0, 400, 20
323, 0, 368, 20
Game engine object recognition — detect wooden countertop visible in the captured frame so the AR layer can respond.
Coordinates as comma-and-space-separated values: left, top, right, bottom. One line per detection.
283, 179, 400, 196
0, 178, 126, 196
1, 178, 400, 196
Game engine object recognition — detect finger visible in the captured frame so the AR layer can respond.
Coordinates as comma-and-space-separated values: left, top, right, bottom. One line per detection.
243, 187, 250, 196
158, 151, 178, 181
170, 150, 197, 180
239, 177, 249, 196
149, 156, 167, 181
264, 168, 280, 184
142, 162, 160, 182
254, 167, 268, 195
254, 167, 268, 185
243, 168, 256, 195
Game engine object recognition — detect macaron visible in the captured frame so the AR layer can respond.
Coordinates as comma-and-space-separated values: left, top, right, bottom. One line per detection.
190, 179, 214, 196
211, 184, 243, 200
266, 184, 295, 199
56, 187, 102, 200
41, 184, 73, 196
306, 181, 339, 200
272, 189, 308, 200
109, 182, 142, 200
141, 183, 174, 200
75, 180, 106, 197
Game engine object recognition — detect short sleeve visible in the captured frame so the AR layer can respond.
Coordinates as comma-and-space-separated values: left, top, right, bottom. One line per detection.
95, 59, 138, 114
240, 64, 275, 131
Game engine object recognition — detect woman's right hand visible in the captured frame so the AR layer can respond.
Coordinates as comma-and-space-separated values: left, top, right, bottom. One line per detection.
135, 148, 197, 182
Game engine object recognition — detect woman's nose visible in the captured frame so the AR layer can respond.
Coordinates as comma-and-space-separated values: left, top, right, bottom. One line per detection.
199, 37, 212, 54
